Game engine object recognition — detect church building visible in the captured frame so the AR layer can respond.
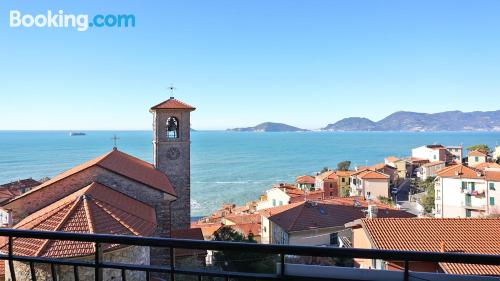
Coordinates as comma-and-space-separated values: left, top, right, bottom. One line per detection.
0, 97, 196, 280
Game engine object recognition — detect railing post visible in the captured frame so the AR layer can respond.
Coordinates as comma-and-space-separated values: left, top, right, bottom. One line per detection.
50, 264, 58, 281
95, 243, 103, 281
29, 262, 36, 281
121, 269, 126, 281
8, 236, 16, 281
404, 260, 409, 281
169, 247, 175, 281
74, 266, 80, 281
280, 253, 285, 278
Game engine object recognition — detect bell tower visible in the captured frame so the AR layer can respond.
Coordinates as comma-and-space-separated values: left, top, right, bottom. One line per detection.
150, 96, 195, 231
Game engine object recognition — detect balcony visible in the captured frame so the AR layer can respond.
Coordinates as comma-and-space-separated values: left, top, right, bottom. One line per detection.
0, 229, 499, 281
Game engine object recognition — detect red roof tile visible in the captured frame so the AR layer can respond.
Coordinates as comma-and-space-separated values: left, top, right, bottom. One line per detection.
0, 182, 156, 258
268, 198, 414, 232
171, 228, 207, 257
6, 149, 175, 206
468, 150, 488, 157
473, 162, 500, 171
485, 171, 500, 182
150, 97, 196, 110
361, 218, 500, 275
437, 164, 483, 179
296, 175, 315, 184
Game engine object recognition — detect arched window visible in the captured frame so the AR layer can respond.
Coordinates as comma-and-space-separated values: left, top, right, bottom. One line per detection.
166, 116, 179, 139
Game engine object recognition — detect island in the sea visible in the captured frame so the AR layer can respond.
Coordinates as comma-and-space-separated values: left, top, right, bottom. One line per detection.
227, 122, 309, 132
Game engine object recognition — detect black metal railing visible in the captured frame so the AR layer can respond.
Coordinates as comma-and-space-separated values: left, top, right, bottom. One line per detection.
0, 228, 499, 281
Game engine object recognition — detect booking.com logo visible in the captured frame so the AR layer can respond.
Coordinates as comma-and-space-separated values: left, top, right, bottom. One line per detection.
9, 10, 135, 32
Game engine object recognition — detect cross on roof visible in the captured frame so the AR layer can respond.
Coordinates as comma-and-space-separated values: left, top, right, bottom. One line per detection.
111, 134, 120, 149
167, 84, 176, 99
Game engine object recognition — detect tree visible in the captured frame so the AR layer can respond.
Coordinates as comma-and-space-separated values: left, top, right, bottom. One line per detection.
337, 161, 351, 171
467, 144, 491, 154
417, 177, 436, 213
212, 226, 276, 274
320, 167, 330, 173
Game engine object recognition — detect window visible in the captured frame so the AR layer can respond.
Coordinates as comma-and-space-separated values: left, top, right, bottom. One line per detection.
279, 201, 283, 206
475, 156, 479, 162
329, 192, 333, 196
166, 116, 179, 139
272, 199, 276, 206
329, 183, 333, 188
470, 182, 475, 191
490, 197, 495, 206
466, 209, 472, 218
329, 232, 339, 245
433, 155, 437, 160
490, 183, 496, 191
341, 178, 345, 183
461, 182, 466, 189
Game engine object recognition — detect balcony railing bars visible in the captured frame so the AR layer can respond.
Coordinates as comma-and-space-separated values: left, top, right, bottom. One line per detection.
0, 228, 499, 281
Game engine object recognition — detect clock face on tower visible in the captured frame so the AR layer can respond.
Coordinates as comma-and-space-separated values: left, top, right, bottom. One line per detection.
166, 147, 180, 160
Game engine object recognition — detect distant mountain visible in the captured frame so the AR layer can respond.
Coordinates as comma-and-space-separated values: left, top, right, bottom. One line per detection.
322, 110, 500, 131
323, 117, 376, 131
228, 122, 308, 132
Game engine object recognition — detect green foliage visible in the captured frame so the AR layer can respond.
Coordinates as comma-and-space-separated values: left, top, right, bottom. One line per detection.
337, 161, 351, 171
212, 226, 276, 274
467, 144, 491, 154
416, 177, 436, 213
377, 196, 394, 206
320, 167, 330, 173
340, 186, 350, 197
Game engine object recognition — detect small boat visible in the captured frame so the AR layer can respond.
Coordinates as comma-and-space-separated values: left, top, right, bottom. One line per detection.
69, 132, 86, 136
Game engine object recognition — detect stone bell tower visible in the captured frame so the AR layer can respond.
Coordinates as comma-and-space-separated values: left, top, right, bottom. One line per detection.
150, 96, 195, 231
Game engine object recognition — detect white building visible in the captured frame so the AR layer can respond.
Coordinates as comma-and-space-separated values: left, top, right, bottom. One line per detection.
434, 165, 500, 218
417, 161, 445, 181
411, 145, 447, 162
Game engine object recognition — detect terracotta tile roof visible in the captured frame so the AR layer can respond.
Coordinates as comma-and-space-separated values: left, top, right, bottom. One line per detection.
335, 171, 352, 177
316, 171, 336, 181
150, 97, 195, 110
0, 188, 20, 205
473, 162, 500, 171
361, 218, 500, 275
354, 170, 389, 180
422, 161, 445, 168
268, 198, 414, 233
6, 149, 175, 206
224, 213, 261, 225
468, 150, 488, 157
296, 175, 315, 184
0, 178, 40, 191
171, 228, 207, 257
384, 156, 400, 162
0, 182, 156, 258
485, 171, 500, 182
437, 164, 483, 179
229, 223, 261, 238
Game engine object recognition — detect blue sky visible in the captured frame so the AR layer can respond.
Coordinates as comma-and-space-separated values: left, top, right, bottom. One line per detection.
1, 0, 500, 130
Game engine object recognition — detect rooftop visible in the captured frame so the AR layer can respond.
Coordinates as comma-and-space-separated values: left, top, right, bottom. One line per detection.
359, 218, 500, 275
468, 150, 488, 157
150, 97, 196, 110
0, 182, 156, 258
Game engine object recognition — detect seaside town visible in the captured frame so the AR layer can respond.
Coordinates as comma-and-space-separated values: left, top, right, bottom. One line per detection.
0, 98, 499, 280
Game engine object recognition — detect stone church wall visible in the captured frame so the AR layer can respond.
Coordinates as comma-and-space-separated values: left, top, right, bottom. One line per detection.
5, 246, 149, 281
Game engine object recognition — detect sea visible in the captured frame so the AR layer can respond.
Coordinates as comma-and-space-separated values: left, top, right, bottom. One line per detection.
0, 130, 499, 217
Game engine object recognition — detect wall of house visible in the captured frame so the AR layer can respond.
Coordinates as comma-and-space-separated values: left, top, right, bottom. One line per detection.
5, 246, 149, 281
437, 177, 488, 218
270, 221, 288, 245
351, 227, 373, 269
363, 179, 389, 200
394, 161, 407, 178
487, 180, 499, 215
256, 188, 290, 210
260, 216, 271, 244
421, 163, 445, 180
468, 155, 486, 166
288, 226, 344, 246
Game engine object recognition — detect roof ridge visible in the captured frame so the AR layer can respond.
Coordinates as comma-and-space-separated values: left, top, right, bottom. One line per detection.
35, 196, 82, 257
83, 195, 95, 234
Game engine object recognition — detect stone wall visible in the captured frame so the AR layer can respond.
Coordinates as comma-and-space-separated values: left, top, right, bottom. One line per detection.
152, 110, 192, 231
5, 246, 149, 281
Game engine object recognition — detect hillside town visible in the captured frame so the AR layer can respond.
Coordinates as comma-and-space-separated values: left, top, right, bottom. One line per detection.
0, 98, 499, 280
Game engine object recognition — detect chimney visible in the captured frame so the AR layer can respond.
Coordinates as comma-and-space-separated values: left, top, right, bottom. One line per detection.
367, 205, 378, 218
7, 209, 13, 227
440, 242, 446, 252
